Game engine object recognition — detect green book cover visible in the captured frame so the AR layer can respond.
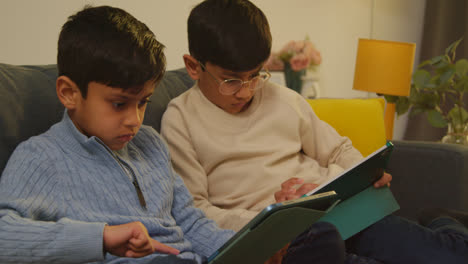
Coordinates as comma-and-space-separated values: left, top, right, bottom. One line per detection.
208, 191, 339, 264
319, 186, 400, 240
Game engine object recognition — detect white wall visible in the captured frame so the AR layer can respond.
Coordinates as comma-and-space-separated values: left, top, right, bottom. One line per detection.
0, 0, 199, 69
0, 0, 426, 139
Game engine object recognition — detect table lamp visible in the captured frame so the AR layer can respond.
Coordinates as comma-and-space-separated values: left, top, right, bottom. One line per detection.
353, 38, 416, 140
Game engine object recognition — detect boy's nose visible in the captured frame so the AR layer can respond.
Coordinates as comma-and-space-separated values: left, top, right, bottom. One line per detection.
235, 82, 254, 99
124, 106, 142, 127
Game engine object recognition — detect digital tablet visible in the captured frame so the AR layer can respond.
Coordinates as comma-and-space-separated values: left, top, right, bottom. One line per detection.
305, 141, 394, 201
207, 190, 339, 264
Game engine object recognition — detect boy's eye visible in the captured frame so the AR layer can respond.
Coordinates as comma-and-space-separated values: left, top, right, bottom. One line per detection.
224, 79, 239, 85
251, 72, 260, 78
138, 99, 152, 107
113, 102, 125, 108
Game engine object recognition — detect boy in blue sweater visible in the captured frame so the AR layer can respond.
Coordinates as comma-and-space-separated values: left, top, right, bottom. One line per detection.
0, 5, 234, 264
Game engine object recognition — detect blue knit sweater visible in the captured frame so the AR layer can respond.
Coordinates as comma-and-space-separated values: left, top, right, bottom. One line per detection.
0, 112, 234, 263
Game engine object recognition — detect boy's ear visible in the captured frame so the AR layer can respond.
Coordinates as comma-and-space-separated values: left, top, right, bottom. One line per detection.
183, 54, 202, 80
56, 76, 82, 110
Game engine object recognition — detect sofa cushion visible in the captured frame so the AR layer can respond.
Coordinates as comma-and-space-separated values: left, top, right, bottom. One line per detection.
0, 63, 194, 174
145, 68, 194, 131
0, 64, 62, 173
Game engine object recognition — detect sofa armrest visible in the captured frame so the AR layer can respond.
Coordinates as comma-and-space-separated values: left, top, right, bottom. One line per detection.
387, 140, 468, 221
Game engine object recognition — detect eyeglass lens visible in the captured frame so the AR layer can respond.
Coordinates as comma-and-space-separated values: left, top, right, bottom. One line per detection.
219, 74, 269, 95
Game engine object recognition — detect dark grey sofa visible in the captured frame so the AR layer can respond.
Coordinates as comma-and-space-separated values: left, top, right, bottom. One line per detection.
1, 63, 467, 221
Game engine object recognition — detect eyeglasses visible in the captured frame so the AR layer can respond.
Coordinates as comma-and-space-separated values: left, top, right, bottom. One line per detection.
199, 61, 271, 95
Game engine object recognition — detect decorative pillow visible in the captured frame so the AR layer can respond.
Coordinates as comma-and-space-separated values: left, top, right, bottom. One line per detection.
307, 98, 387, 157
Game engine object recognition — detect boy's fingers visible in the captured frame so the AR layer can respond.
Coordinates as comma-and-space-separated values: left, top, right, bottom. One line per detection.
151, 239, 180, 255
275, 178, 310, 202
286, 194, 301, 201
274, 193, 286, 203
374, 173, 392, 188
275, 189, 297, 202
280, 177, 304, 190
129, 237, 153, 253
128, 234, 147, 248
125, 249, 152, 258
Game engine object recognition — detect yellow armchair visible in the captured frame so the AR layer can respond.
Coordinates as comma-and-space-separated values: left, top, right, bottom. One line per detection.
307, 98, 387, 157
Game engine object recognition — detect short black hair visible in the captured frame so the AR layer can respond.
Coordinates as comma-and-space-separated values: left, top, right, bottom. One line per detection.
57, 5, 166, 97
188, 0, 271, 72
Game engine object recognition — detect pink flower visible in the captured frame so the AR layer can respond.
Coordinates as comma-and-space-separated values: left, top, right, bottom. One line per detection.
303, 42, 322, 65
265, 39, 321, 72
290, 53, 310, 71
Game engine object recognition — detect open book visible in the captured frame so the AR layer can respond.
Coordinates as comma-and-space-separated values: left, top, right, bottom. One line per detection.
208, 191, 339, 264
208, 142, 399, 263
311, 141, 399, 239
305, 141, 394, 201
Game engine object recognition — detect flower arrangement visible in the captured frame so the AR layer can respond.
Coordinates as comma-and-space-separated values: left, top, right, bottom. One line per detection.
265, 38, 322, 93
265, 38, 322, 72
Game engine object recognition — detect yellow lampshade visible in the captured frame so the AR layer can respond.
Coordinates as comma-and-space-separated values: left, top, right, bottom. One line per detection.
353, 38, 415, 96
352, 38, 416, 140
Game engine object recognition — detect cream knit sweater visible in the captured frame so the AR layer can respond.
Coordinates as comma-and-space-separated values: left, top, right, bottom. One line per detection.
161, 82, 363, 231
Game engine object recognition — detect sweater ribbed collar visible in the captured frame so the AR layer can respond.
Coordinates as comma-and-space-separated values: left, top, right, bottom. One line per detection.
52, 110, 118, 159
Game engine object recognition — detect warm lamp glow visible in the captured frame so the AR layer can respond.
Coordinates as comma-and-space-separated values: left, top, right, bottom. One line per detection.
353, 38, 415, 96
352, 38, 416, 140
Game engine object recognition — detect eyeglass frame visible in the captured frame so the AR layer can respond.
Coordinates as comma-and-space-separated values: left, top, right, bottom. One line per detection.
198, 61, 271, 95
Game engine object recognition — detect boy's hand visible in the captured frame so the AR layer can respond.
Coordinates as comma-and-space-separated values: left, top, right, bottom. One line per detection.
103, 221, 180, 258
274, 178, 318, 203
373, 172, 392, 188
264, 243, 289, 264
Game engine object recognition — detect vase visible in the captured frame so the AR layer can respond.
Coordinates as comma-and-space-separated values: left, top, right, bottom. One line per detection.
283, 62, 305, 94
301, 70, 320, 99
441, 122, 468, 145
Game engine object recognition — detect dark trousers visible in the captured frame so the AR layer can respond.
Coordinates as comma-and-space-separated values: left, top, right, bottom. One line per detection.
283, 214, 468, 264
282, 222, 382, 264
346, 215, 468, 264
156, 214, 468, 264
282, 221, 346, 264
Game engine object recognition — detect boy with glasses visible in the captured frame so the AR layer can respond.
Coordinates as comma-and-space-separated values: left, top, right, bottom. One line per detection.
161, 0, 468, 263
